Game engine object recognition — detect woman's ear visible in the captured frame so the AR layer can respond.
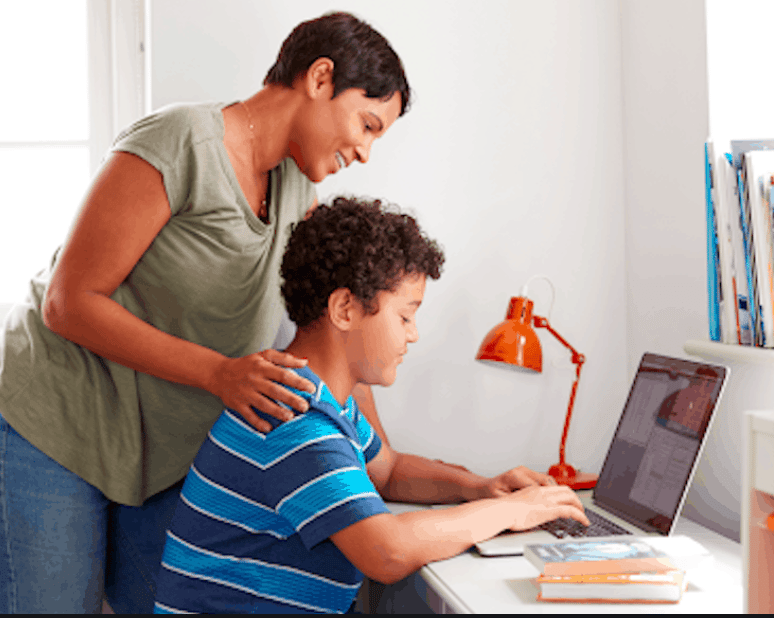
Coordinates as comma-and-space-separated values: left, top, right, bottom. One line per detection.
303, 57, 335, 100
328, 288, 360, 331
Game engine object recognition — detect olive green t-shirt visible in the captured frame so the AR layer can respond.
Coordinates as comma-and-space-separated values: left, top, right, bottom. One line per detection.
0, 103, 316, 505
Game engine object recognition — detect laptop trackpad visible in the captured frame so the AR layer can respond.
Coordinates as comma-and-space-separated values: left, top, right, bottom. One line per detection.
474, 529, 557, 557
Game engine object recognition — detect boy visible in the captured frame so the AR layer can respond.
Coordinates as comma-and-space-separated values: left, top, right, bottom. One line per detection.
154, 198, 588, 614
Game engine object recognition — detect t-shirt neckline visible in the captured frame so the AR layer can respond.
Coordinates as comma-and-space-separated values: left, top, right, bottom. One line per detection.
214, 101, 277, 235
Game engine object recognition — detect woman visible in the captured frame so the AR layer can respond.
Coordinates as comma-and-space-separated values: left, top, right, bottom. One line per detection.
0, 11, 409, 614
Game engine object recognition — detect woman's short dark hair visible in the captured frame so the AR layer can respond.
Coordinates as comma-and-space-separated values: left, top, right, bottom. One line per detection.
281, 197, 444, 328
265, 12, 411, 116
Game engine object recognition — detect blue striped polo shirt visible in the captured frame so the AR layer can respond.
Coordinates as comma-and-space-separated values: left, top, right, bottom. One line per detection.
153, 366, 387, 614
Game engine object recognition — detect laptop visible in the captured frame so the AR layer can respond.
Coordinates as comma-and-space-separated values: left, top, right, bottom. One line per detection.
474, 352, 729, 556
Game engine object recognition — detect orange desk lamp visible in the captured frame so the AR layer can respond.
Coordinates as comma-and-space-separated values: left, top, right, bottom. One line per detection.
475, 277, 597, 490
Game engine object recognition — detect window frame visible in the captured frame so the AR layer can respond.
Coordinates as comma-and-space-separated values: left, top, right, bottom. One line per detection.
88, 0, 148, 176
0, 0, 147, 315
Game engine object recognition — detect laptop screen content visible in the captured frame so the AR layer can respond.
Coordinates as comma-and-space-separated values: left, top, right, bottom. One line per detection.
593, 353, 727, 535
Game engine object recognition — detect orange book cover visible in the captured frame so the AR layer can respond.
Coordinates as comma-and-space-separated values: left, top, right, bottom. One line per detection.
535, 570, 686, 603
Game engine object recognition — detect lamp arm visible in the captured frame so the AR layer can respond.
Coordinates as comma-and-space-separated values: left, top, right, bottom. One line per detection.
534, 316, 585, 364
534, 315, 586, 468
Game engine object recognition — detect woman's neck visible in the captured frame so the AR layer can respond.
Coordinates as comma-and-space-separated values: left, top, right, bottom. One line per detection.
240, 86, 301, 175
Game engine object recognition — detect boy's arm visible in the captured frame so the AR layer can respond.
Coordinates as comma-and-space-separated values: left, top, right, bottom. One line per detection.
366, 441, 557, 504
355, 384, 555, 494
367, 444, 485, 502
329, 484, 587, 585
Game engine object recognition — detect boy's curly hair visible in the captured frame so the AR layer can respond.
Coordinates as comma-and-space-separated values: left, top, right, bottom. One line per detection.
281, 197, 445, 328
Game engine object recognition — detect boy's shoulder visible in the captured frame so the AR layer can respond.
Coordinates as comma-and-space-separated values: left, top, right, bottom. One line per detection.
210, 406, 353, 466
265, 365, 361, 433
209, 365, 378, 467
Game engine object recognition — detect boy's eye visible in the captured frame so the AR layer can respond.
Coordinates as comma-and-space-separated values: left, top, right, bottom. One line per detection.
401, 316, 410, 324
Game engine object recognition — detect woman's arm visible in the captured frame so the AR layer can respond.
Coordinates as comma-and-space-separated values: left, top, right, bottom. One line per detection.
43, 151, 314, 431
330, 486, 587, 584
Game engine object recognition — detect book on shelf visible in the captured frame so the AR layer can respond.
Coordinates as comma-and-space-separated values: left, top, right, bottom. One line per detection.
739, 149, 774, 347
721, 150, 755, 345
535, 569, 687, 604
707, 141, 743, 344
705, 140, 756, 344
523, 535, 710, 577
736, 158, 761, 345
705, 141, 722, 342
704, 138, 774, 346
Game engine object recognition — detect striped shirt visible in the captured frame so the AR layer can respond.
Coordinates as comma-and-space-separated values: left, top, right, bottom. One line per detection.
154, 366, 386, 614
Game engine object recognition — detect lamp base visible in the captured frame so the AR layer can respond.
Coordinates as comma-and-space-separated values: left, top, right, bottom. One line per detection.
547, 463, 598, 491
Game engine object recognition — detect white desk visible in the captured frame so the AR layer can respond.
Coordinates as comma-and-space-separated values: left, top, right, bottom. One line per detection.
396, 492, 743, 614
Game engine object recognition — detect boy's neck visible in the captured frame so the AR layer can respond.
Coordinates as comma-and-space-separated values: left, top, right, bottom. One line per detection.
285, 326, 357, 407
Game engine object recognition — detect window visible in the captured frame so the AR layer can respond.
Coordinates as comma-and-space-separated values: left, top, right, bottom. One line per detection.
0, 0, 146, 306
0, 1, 90, 304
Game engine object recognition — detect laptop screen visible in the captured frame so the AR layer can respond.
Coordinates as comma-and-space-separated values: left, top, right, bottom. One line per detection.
593, 353, 728, 535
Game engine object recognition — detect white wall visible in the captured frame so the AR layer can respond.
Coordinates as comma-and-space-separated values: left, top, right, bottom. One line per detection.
621, 0, 710, 375
619, 1, 752, 540
149, 0, 629, 479
706, 0, 774, 139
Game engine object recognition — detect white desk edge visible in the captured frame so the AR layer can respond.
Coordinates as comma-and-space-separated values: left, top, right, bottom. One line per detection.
387, 492, 743, 614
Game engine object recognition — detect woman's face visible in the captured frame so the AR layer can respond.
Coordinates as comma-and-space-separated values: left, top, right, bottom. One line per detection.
290, 87, 402, 183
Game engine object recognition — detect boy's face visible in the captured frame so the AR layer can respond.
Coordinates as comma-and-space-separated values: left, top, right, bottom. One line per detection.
350, 274, 425, 387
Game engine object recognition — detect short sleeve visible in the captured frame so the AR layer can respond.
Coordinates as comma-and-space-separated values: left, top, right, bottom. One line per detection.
111, 105, 205, 216
266, 412, 389, 550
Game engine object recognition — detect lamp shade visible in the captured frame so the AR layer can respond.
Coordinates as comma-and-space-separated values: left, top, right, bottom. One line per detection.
475, 297, 542, 372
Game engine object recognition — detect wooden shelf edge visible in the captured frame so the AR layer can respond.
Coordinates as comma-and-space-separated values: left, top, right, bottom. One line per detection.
684, 339, 774, 364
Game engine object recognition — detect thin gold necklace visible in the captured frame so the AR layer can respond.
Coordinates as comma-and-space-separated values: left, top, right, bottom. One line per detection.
240, 101, 269, 220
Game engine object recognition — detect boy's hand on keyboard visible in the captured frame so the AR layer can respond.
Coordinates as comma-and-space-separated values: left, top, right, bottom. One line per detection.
502, 485, 590, 531
476, 466, 557, 499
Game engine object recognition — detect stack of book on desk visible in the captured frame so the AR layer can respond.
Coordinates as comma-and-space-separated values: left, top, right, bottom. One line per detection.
524, 536, 710, 604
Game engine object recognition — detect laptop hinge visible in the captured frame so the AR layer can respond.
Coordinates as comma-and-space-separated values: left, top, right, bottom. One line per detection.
592, 498, 667, 535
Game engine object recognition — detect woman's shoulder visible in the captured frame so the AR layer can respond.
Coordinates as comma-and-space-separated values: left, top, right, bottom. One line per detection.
112, 102, 227, 155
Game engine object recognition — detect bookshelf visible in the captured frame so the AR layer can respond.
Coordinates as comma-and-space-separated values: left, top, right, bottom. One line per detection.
684, 339, 774, 365
681, 340, 774, 545
742, 410, 774, 614
685, 343, 774, 611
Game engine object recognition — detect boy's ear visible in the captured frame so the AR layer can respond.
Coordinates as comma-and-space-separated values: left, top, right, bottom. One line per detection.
328, 288, 360, 331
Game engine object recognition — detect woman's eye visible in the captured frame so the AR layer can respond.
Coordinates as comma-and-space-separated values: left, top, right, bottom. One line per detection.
401, 316, 410, 324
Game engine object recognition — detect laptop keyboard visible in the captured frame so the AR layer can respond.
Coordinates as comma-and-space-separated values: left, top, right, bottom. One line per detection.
538, 509, 633, 538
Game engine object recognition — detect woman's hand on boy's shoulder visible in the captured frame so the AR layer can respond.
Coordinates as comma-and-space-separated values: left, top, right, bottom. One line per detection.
208, 349, 316, 433
476, 466, 557, 499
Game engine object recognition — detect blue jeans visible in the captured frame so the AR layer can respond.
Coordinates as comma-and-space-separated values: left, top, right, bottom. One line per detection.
0, 410, 183, 613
